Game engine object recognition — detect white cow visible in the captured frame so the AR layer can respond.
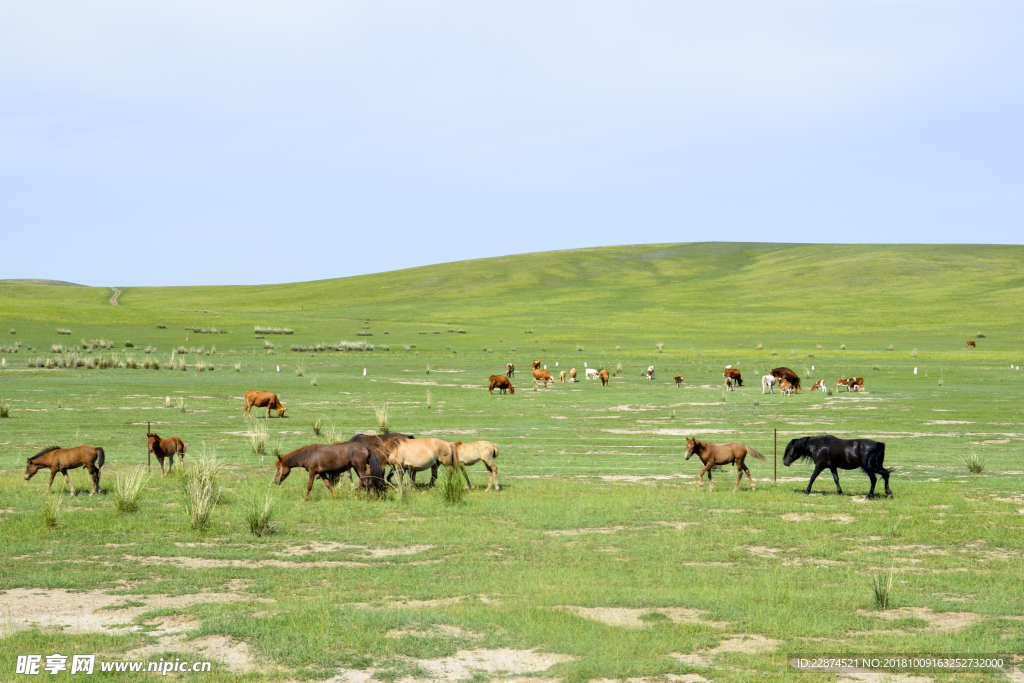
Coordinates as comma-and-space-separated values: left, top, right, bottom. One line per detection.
646, 366, 655, 380
586, 368, 599, 380
761, 375, 777, 394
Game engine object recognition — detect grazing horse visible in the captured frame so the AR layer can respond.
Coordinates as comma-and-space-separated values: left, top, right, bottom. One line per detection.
349, 432, 414, 483
836, 378, 853, 392
569, 368, 577, 382
599, 368, 609, 385
386, 438, 459, 487
533, 369, 553, 386
532, 359, 542, 370
506, 362, 515, 377
274, 442, 385, 500
443, 441, 501, 490
771, 367, 801, 392
244, 390, 286, 418
762, 375, 777, 394
809, 380, 827, 392
488, 375, 515, 394
25, 445, 105, 495
674, 375, 684, 387
146, 424, 185, 475
646, 366, 655, 380
723, 367, 743, 386
966, 340, 976, 348
783, 435, 892, 498
684, 438, 764, 491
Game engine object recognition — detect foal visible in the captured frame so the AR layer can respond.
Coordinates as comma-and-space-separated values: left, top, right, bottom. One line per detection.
684, 437, 765, 492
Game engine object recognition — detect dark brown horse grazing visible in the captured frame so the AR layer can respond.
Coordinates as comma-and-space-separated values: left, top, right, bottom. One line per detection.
274, 442, 385, 500
783, 435, 892, 498
685, 437, 765, 491
25, 445, 105, 495
147, 424, 185, 475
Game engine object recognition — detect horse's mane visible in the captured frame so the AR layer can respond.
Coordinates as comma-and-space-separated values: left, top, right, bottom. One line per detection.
281, 444, 324, 466
30, 445, 61, 461
788, 436, 815, 462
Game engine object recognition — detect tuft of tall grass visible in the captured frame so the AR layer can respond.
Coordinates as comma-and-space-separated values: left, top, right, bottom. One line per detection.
264, 341, 275, 350
56, 328, 71, 335
313, 416, 322, 437
440, 467, 466, 505
0, 401, 9, 418
51, 344, 63, 353
816, 344, 822, 349
310, 377, 317, 386
174, 396, 187, 412
871, 567, 895, 609
770, 350, 778, 356
113, 466, 151, 514
959, 451, 986, 474
323, 419, 341, 444
241, 490, 276, 537
755, 342, 763, 350
234, 363, 242, 372
426, 389, 433, 410
887, 344, 894, 351
374, 401, 391, 434
840, 344, 847, 350
577, 344, 584, 351
910, 349, 918, 358
295, 364, 304, 377
615, 362, 623, 374
43, 495, 65, 529
656, 342, 664, 352
790, 349, 797, 355
246, 418, 270, 455
181, 456, 222, 532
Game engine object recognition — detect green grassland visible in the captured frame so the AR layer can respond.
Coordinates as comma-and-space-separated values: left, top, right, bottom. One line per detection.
1, 242, 1023, 682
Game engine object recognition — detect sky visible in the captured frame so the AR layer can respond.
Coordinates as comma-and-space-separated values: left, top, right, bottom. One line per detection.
1, 1, 1022, 286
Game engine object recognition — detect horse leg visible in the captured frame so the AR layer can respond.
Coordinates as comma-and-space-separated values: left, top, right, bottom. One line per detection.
734, 465, 743, 492
460, 464, 473, 490
805, 465, 826, 495
429, 464, 438, 487
89, 466, 101, 494
867, 472, 877, 499
321, 474, 337, 499
706, 467, 714, 491
305, 470, 316, 501
62, 469, 76, 496
745, 466, 756, 492
47, 469, 58, 493
485, 461, 499, 490
829, 467, 842, 495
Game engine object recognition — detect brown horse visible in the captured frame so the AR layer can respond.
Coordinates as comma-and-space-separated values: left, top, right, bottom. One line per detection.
349, 432, 414, 483
273, 442, 385, 501
244, 390, 286, 418
25, 445, 105, 495
684, 437, 765, 491
147, 423, 185, 474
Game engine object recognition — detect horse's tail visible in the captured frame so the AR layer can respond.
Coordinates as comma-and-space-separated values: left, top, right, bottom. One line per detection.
95, 447, 105, 468
746, 447, 766, 461
178, 440, 186, 458
367, 452, 386, 492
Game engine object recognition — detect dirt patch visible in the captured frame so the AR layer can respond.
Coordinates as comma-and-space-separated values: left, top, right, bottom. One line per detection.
781, 513, 854, 524
558, 606, 728, 629
670, 634, 781, 667
598, 474, 691, 482
856, 607, 979, 632
386, 597, 466, 609
413, 648, 574, 680
0, 588, 255, 636
747, 546, 783, 558
127, 634, 263, 673
123, 554, 439, 569
275, 542, 434, 558
387, 624, 481, 639
544, 526, 630, 537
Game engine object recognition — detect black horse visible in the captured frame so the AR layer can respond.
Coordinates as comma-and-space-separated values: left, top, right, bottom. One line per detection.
783, 435, 892, 498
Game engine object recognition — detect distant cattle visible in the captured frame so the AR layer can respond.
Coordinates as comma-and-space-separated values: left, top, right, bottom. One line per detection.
646, 366, 655, 380
836, 378, 853, 391
762, 375, 777, 394
674, 375, 684, 388
559, 370, 566, 383
506, 362, 515, 377
779, 379, 795, 395
532, 359, 542, 370
966, 340, 976, 348
244, 390, 286, 418
586, 368, 599, 380
770, 367, 801, 392
488, 375, 514, 394
723, 367, 743, 386
809, 379, 827, 392
533, 369, 553, 386
569, 368, 577, 382
850, 377, 865, 392
599, 368, 609, 385
725, 377, 734, 391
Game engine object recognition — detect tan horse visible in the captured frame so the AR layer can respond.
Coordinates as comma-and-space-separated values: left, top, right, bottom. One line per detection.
684, 437, 764, 491
25, 445, 105, 495
386, 438, 460, 487
244, 390, 286, 418
443, 441, 500, 490
147, 423, 185, 475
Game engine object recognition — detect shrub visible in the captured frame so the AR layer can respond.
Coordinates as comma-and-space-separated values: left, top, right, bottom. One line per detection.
871, 567, 895, 610
57, 328, 71, 335
910, 349, 918, 358
840, 344, 846, 350
124, 340, 134, 348
959, 451, 986, 474
241, 491, 276, 537
254, 326, 293, 335
246, 418, 270, 455
457, 329, 466, 334
181, 456, 221, 531
374, 401, 391, 434
440, 467, 466, 505
976, 332, 985, 338
755, 342, 763, 350
0, 401, 9, 418
43, 495, 65, 529
886, 345, 894, 351
113, 466, 151, 514
295, 365, 304, 377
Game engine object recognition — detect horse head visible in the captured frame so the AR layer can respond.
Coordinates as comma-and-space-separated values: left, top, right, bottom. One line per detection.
684, 437, 699, 460
24, 459, 43, 480
782, 437, 807, 466
146, 432, 159, 452
273, 456, 289, 484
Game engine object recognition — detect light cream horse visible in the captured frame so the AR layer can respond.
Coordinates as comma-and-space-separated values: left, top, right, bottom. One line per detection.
385, 437, 460, 487
441, 441, 501, 490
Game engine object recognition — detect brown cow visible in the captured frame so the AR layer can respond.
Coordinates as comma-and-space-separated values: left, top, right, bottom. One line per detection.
723, 367, 743, 386
836, 377, 853, 391
770, 367, 801, 392
25, 445, 104, 495
533, 368, 553, 386
569, 368, 577, 382
532, 359, 541, 370
674, 375, 684, 387
244, 390, 286, 418
966, 340, 976, 348
506, 362, 515, 377
850, 377, 865, 392
488, 375, 515, 394
599, 368, 609, 385
559, 370, 566, 383
779, 379, 795, 395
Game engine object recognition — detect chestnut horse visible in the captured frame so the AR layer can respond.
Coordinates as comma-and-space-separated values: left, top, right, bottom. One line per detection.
25, 445, 105, 495
147, 423, 185, 474
684, 437, 764, 491
273, 442, 385, 500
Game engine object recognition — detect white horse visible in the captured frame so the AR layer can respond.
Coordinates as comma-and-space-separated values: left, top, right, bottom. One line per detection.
761, 375, 776, 394
385, 438, 459, 486
586, 368, 599, 380
443, 441, 501, 490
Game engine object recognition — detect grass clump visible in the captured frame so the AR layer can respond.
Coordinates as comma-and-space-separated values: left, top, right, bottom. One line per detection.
887, 344, 894, 351
246, 418, 270, 455
310, 377, 317, 386
56, 328, 71, 335
295, 364, 304, 377
959, 451, 986, 474
871, 566, 895, 610
0, 401, 10, 418
374, 401, 391, 434
174, 396, 187, 413
181, 456, 222, 532
113, 466, 151, 514
234, 363, 242, 372
426, 390, 433, 410
241, 490, 276, 537
313, 416, 323, 437
911, 349, 918, 358
43, 495, 65, 529
755, 342, 763, 350
440, 466, 466, 505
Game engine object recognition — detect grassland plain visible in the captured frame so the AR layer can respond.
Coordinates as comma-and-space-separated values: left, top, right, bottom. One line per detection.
0, 243, 1023, 683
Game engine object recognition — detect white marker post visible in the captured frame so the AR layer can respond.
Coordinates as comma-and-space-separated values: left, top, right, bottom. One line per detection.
913, 367, 918, 375
276, 365, 280, 372
363, 368, 367, 376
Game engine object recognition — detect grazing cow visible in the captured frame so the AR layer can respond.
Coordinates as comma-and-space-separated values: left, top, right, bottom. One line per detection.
586, 368, 599, 380
533, 368, 553, 386
599, 368, 609, 385
569, 368, 577, 382
25, 445, 105, 495
850, 377, 865, 392
444, 441, 500, 490
836, 378, 853, 392
725, 377, 734, 391
966, 340, 976, 348
532, 359, 541, 370
779, 379, 795, 395
559, 370, 566, 383
770, 367, 801, 392
506, 362, 515, 377
784, 435, 892, 498
762, 375, 776, 394
646, 366, 655, 380
723, 367, 743, 386
674, 375, 684, 387
488, 375, 515, 394
244, 390, 286, 418
809, 380, 827, 392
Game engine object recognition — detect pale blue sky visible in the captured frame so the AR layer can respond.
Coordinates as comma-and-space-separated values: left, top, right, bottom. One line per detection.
1, 1, 1021, 286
